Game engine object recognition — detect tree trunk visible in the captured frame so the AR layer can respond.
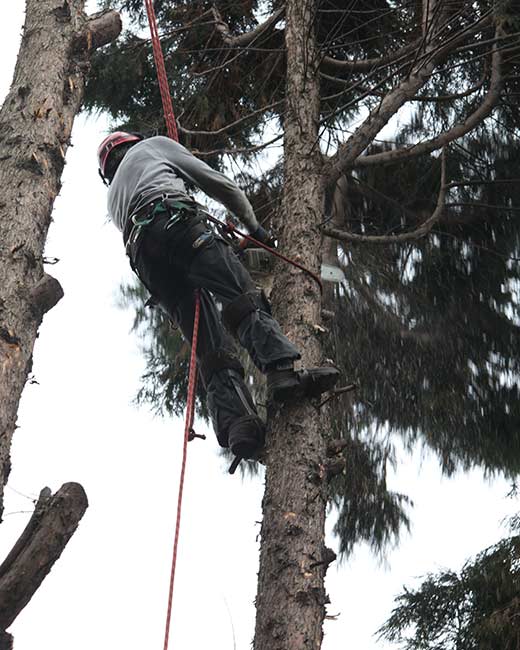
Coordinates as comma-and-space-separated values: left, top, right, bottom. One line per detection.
0, 0, 121, 520
0, 2, 120, 642
254, 1, 332, 648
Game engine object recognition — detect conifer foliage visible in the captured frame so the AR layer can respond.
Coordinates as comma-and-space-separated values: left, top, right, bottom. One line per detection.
380, 515, 520, 650
86, 2, 520, 646
89, 0, 520, 544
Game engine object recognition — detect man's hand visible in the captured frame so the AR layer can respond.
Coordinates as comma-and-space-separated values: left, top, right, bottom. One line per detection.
251, 225, 276, 248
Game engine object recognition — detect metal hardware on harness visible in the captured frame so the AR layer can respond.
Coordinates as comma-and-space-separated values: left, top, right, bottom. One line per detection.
192, 232, 213, 250
126, 198, 197, 248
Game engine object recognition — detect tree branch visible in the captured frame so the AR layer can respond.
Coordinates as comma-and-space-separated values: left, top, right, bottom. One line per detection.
0, 483, 88, 630
211, 7, 284, 48
73, 10, 122, 52
412, 70, 486, 102
353, 34, 502, 170
191, 132, 283, 157
178, 99, 284, 137
320, 38, 422, 74
322, 67, 486, 103
30, 273, 64, 317
349, 178, 422, 223
324, 14, 497, 185
322, 148, 448, 244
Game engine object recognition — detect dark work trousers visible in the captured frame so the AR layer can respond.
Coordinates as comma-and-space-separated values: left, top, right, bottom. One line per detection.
131, 210, 300, 446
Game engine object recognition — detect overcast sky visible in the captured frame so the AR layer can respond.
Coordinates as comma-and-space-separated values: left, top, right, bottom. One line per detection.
1, 3, 518, 650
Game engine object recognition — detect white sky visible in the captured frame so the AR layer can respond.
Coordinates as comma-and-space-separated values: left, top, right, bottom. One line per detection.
1, 3, 518, 650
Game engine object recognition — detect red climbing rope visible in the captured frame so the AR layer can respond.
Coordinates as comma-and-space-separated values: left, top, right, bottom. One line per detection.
205, 214, 324, 293
141, 4, 320, 645
142, 2, 199, 649
162, 290, 201, 650
143, 0, 179, 142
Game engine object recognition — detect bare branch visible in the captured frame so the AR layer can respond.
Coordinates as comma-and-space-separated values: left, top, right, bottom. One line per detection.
324, 67, 435, 186
412, 67, 487, 102
322, 67, 486, 103
324, 15, 498, 184
350, 178, 421, 223
323, 148, 448, 244
73, 10, 122, 52
30, 273, 63, 317
320, 38, 422, 74
446, 178, 520, 189
211, 6, 284, 48
354, 34, 503, 170
0, 483, 88, 630
178, 99, 284, 137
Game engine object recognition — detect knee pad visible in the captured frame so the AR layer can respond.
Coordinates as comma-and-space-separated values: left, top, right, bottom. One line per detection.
222, 290, 271, 337
200, 349, 244, 386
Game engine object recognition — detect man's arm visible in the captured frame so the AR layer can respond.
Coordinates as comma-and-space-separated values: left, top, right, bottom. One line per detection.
153, 136, 260, 232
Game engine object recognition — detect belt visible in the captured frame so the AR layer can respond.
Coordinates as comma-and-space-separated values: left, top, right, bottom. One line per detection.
124, 195, 198, 247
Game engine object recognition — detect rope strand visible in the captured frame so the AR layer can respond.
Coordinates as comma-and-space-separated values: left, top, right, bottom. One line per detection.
162, 290, 201, 650
142, 3, 199, 649
143, 0, 179, 142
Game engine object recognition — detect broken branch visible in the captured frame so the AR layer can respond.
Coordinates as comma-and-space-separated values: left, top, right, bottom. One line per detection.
211, 7, 284, 48
30, 273, 64, 317
354, 30, 503, 169
0, 483, 88, 629
73, 9, 122, 52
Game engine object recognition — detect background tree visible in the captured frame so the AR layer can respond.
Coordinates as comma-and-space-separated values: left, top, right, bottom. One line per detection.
379, 513, 520, 650
86, 1, 520, 647
0, 1, 120, 644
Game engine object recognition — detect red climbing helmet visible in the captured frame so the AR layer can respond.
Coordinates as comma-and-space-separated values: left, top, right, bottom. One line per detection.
97, 131, 142, 177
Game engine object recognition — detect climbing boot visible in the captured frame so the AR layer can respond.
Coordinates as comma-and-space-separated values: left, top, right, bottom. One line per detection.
267, 363, 340, 403
228, 414, 266, 460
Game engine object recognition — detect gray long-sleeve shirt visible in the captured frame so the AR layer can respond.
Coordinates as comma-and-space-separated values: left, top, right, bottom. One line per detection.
107, 135, 259, 234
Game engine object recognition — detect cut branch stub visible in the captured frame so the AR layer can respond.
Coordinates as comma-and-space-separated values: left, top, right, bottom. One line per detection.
326, 439, 349, 457
30, 273, 64, 317
73, 10, 122, 52
0, 482, 88, 630
0, 631, 12, 650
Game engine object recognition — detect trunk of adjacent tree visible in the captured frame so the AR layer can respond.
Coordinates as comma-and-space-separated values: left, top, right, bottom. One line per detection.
0, 1, 120, 643
0, 0, 121, 519
254, 1, 332, 648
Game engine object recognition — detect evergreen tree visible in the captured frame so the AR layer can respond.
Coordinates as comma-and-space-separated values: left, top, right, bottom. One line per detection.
86, 1, 520, 647
380, 514, 520, 650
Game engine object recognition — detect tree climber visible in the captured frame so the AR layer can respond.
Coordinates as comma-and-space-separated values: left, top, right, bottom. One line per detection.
98, 132, 339, 461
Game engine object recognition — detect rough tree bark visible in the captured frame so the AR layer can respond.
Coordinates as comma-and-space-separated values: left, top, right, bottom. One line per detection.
0, 1, 121, 516
254, 1, 334, 648
0, 0, 121, 643
0, 483, 88, 633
